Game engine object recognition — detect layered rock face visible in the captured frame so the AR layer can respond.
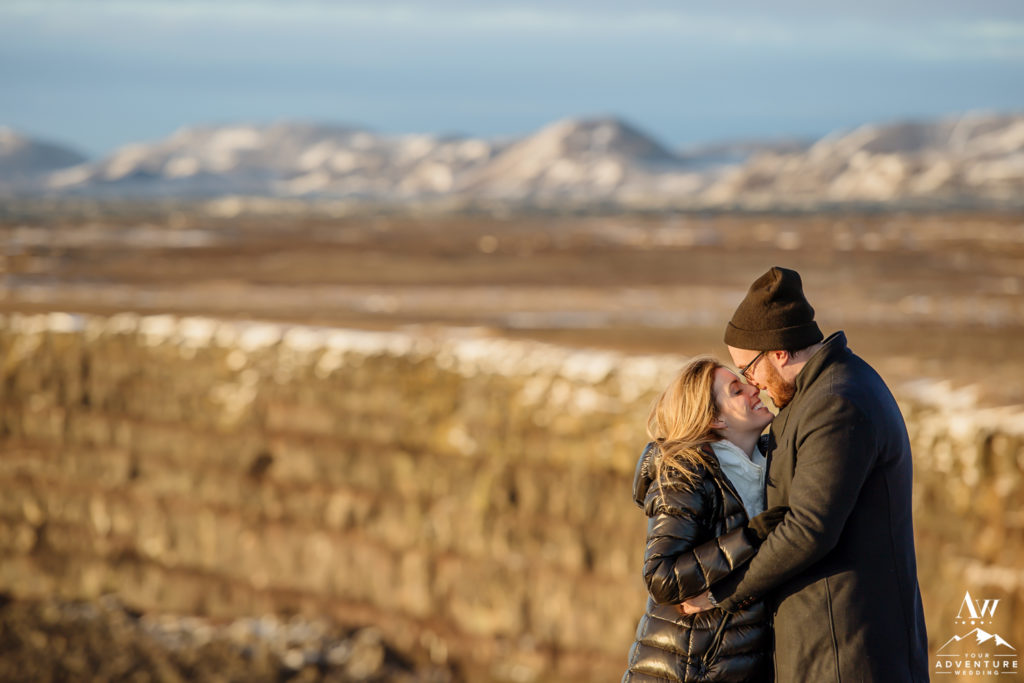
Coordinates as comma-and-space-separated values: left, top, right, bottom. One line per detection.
0, 313, 1021, 681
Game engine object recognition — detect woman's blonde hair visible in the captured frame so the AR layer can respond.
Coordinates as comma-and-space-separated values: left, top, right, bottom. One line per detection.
647, 356, 724, 487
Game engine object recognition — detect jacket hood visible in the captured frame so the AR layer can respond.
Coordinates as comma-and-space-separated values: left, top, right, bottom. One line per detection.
633, 442, 658, 507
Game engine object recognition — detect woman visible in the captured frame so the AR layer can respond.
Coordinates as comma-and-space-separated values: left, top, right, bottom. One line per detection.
622, 357, 787, 683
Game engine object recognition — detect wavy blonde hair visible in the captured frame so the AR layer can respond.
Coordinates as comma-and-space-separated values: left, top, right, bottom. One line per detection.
647, 356, 724, 487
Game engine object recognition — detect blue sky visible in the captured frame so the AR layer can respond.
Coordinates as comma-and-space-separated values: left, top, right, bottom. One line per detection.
2, 0, 1023, 157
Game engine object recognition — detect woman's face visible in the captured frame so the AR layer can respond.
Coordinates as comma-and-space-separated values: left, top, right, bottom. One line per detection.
712, 367, 774, 434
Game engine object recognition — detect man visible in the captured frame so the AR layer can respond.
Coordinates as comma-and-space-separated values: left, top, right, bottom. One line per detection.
684, 266, 928, 681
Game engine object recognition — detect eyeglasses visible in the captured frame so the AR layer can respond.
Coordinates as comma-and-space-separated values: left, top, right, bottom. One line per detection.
739, 350, 766, 382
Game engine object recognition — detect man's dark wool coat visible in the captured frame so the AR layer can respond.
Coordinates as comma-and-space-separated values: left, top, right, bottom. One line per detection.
712, 332, 929, 682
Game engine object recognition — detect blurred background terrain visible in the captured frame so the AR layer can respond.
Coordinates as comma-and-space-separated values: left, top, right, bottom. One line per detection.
2, 1, 1023, 681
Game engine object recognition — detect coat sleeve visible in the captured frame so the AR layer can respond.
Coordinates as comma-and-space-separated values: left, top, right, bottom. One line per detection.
712, 393, 877, 612
643, 479, 760, 604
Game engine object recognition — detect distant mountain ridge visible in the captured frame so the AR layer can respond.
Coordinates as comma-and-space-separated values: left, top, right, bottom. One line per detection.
703, 113, 1024, 206
45, 122, 506, 199
0, 128, 87, 183
2, 112, 1022, 208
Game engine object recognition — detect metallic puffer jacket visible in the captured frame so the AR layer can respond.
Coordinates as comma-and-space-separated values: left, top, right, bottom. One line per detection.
622, 442, 772, 683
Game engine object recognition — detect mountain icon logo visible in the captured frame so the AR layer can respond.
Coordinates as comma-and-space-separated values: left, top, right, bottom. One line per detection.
936, 628, 1016, 656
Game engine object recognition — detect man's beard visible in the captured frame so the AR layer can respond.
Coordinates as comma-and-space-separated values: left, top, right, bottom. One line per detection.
763, 359, 796, 409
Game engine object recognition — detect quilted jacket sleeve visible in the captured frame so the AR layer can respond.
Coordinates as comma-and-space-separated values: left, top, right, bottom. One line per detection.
642, 477, 760, 604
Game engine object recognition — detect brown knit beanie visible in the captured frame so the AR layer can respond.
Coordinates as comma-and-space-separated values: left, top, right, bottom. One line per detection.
724, 267, 823, 351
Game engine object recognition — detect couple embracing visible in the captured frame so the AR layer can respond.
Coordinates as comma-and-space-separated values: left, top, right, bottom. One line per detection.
623, 267, 929, 682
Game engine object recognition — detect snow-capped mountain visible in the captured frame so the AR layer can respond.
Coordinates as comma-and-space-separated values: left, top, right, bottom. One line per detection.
703, 112, 1024, 206
4, 111, 1023, 208
936, 628, 1016, 655
46, 122, 506, 198
454, 117, 699, 201
0, 128, 87, 184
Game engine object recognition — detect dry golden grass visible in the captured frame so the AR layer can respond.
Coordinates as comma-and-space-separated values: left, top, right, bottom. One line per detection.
3, 204, 1023, 404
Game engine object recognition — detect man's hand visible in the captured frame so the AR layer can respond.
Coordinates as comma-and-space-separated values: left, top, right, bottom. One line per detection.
745, 505, 789, 543
676, 592, 715, 615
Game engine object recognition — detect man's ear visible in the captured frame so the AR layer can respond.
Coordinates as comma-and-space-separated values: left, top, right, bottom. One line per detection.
772, 350, 793, 366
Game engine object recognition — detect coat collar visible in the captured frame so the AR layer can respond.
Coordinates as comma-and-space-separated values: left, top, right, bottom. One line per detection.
793, 330, 849, 396
771, 330, 847, 436
632, 441, 732, 507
